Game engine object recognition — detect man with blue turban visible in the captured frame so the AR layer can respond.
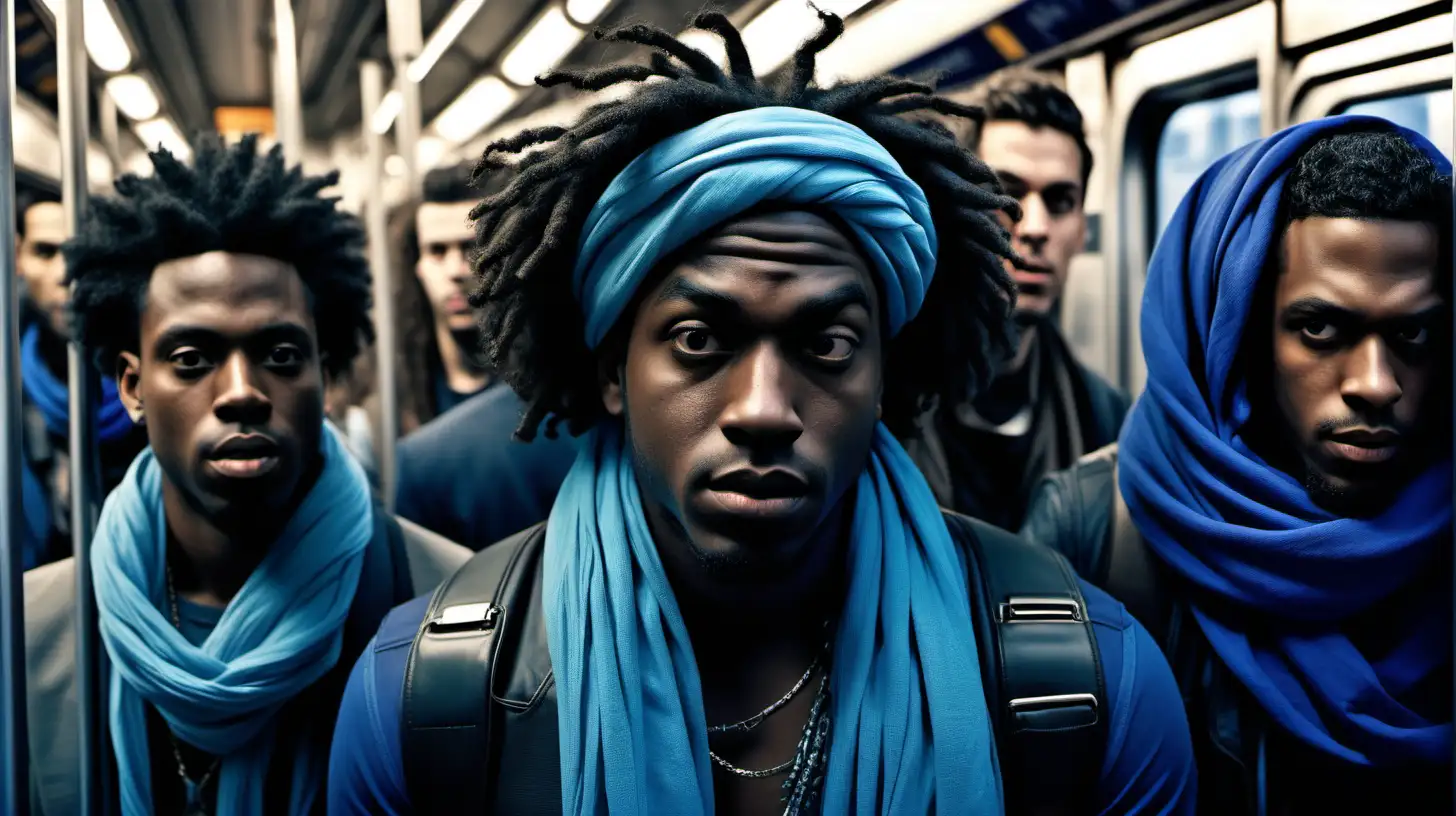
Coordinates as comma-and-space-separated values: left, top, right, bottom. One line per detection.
329, 12, 1195, 815
1022, 119, 1451, 814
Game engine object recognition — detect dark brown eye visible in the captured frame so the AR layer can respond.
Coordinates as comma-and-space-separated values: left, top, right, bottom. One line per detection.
1300, 321, 1336, 342
807, 333, 857, 362
670, 325, 722, 356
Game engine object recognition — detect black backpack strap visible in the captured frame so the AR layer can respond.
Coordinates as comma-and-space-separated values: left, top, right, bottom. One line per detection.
949, 512, 1108, 815
402, 523, 546, 814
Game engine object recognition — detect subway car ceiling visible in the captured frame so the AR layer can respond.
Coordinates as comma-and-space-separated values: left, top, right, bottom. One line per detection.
10, 0, 1451, 233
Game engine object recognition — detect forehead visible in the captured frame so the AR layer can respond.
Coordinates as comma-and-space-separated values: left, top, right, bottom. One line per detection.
646, 210, 877, 314
978, 120, 1082, 188
23, 201, 65, 242
1278, 217, 1444, 314
143, 252, 313, 337
416, 201, 475, 244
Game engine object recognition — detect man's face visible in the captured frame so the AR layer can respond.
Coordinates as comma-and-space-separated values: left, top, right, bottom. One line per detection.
17, 201, 69, 337
978, 121, 1087, 317
604, 210, 884, 577
1271, 217, 1447, 515
117, 252, 324, 523
415, 201, 477, 332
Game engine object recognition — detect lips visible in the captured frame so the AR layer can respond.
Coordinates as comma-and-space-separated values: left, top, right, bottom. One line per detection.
206, 434, 282, 480
1323, 428, 1401, 465
446, 292, 471, 314
701, 468, 810, 519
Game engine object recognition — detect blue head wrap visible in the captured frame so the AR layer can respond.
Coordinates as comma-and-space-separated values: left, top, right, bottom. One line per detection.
544, 106, 1003, 814
1119, 115, 1452, 766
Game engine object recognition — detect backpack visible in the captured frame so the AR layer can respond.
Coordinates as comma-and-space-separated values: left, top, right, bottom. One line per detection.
401, 512, 1107, 814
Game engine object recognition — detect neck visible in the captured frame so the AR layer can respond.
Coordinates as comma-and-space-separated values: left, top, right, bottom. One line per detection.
434, 320, 490, 396
161, 461, 320, 608
35, 322, 69, 381
655, 504, 849, 680
1004, 322, 1038, 376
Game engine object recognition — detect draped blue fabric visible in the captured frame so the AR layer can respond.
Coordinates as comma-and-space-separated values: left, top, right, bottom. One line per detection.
93, 422, 374, 815
21, 322, 134, 442
1119, 114, 1452, 765
545, 106, 1002, 814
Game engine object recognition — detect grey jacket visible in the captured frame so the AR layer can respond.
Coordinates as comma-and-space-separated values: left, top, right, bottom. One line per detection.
23, 515, 470, 816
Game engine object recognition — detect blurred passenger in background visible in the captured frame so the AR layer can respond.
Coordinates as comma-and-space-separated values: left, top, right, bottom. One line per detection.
22, 134, 468, 816
1022, 119, 1452, 814
385, 162, 494, 436
390, 166, 578, 548
908, 68, 1127, 530
15, 186, 148, 569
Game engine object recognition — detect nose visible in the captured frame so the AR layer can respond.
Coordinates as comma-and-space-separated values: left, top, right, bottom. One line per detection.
1341, 335, 1403, 412
448, 244, 472, 282
1015, 193, 1049, 254
719, 343, 804, 453
212, 351, 272, 425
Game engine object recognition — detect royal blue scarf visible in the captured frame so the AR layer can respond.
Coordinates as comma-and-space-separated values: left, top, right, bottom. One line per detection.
545, 106, 1001, 814
20, 322, 134, 443
93, 421, 374, 816
1119, 115, 1452, 766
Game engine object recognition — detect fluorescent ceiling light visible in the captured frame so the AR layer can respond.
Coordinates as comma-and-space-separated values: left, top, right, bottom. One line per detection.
104, 74, 159, 120
737, 0, 873, 76
815, 0, 1022, 84
417, 135, 448, 170
500, 7, 587, 87
677, 29, 727, 69
385, 154, 407, 177
565, 0, 612, 25
371, 89, 402, 134
38, 0, 133, 72
408, 0, 488, 83
134, 117, 190, 160
432, 76, 520, 142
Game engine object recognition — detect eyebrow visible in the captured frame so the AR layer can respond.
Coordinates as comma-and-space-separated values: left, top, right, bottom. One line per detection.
150, 322, 312, 355
654, 278, 872, 323
996, 171, 1080, 194
1280, 297, 1446, 326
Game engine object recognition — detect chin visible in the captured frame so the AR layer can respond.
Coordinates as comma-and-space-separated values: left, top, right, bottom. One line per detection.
682, 520, 817, 580
1302, 469, 1402, 518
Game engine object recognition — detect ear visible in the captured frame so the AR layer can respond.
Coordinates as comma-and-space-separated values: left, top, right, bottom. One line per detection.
598, 355, 625, 417
116, 352, 145, 425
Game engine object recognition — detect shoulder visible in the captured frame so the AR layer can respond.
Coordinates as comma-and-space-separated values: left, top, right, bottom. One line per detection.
1020, 444, 1119, 577
329, 593, 432, 816
1080, 581, 1197, 814
394, 515, 472, 596
397, 383, 525, 460
24, 557, 76, 646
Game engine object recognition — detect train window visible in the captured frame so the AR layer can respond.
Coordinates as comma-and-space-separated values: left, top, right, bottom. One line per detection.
1343, 89, 1453, 158
1154, 89, 1261, 235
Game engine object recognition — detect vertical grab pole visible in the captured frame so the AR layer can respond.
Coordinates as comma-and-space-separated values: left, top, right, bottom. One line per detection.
361, 61, 400, 513
385, 0, 423, 197
272, 0, 304, 161
59, 1, 105, 815
0, 0, 31, 810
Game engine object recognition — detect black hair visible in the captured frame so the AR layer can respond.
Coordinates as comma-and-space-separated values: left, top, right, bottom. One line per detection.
956, 67, 1093, 195
469, 10, 1020, 441
390, 160, 487, 433
1284, 128, 1451, 237
64, 133, 373, 379
16, 187, 61, 237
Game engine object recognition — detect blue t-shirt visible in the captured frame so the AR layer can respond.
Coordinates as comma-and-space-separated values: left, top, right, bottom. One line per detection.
327, 580, 1196, 814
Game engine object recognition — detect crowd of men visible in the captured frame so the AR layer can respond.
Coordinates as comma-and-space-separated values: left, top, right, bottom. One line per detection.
8, 10, 1450, 816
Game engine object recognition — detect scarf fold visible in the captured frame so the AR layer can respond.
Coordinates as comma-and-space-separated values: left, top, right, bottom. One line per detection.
21, 322, 134, 443
1118, 114, 1452, 766
545, 106, 1001, 815
93, 421, 374, 816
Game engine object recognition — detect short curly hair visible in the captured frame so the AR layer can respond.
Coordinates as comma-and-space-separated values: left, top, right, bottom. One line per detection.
470, 10, 1020, 441
953, 67, 1093, 197
65, 133, 374, 379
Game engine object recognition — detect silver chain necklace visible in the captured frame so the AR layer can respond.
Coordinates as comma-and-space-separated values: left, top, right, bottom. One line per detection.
165, 562, 222, 816
706, 626, 831, 780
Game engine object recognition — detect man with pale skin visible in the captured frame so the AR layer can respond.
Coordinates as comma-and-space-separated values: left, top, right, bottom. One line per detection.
15, 188, 147, 568
907, 68, 1127, 531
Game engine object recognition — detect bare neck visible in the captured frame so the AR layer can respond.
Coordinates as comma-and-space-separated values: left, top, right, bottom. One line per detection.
433, 320, 491, 396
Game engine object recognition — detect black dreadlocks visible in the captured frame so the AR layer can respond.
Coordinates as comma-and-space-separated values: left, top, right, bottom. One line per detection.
471, 10, 1020, 441
65, 133, 374, 380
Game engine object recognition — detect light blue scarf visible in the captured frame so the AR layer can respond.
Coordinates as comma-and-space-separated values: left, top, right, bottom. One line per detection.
545, 106, 1002, 814
93, 421, 373, 816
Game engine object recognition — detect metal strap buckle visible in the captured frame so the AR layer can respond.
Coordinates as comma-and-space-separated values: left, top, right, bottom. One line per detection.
1008, 692, 1099, 712
427, 602, 500, 633
998, 596, 1083, 623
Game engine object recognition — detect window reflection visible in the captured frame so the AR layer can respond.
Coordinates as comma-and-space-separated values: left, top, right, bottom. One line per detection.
1344, 88, 1453, 159
1155, 88, 1261, 236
